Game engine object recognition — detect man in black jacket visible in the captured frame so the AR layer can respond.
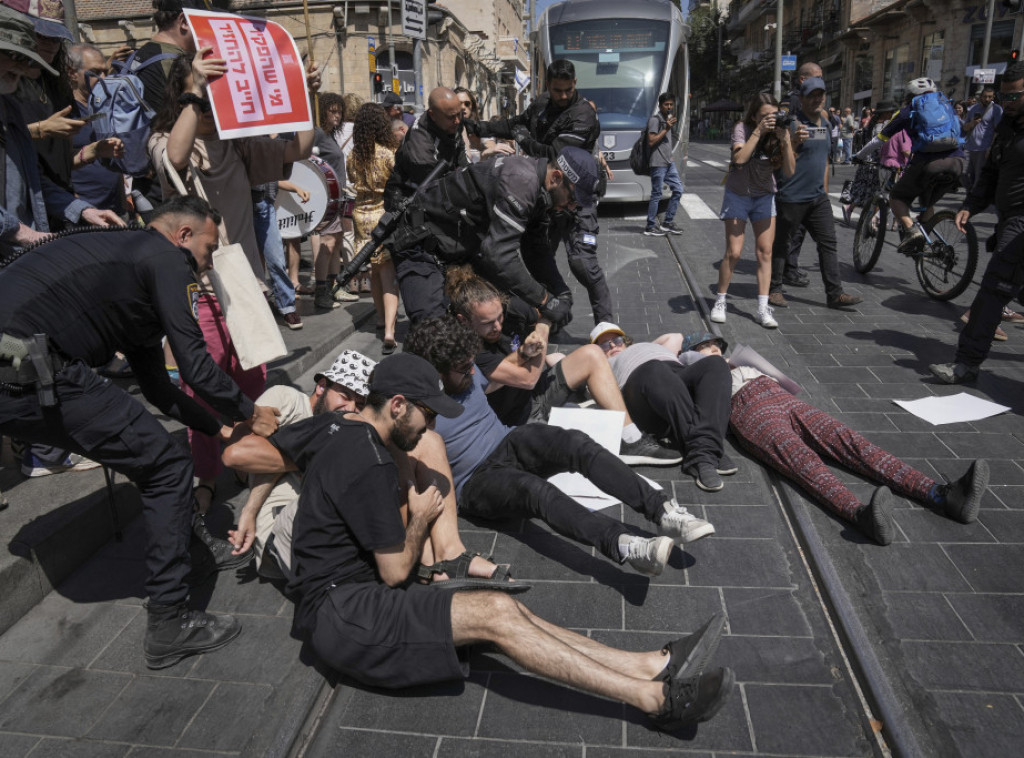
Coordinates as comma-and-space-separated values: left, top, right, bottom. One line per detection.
931, 62, 1024, 384
474, 60, 613, 324
0, 197, 280, 669
388, 147, 598, 328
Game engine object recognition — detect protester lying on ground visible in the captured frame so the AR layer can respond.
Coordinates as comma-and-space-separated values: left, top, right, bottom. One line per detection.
590, 323, 734, 495
404, 316, 714, 576
233, 351, 736, 732
679, 334, 989, 545
223, 350, 508, 586
446, 266, 679, 466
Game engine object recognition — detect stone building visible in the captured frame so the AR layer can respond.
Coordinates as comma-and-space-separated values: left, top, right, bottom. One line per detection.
73, 0, 529, 117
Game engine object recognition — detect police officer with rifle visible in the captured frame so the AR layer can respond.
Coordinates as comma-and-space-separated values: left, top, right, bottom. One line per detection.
0, 197, 280, 669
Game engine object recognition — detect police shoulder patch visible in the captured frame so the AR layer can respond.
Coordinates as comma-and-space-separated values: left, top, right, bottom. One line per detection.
187, 282, 200, 321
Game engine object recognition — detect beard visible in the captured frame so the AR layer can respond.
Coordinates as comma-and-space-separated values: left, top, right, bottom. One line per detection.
391, 406, 424, 452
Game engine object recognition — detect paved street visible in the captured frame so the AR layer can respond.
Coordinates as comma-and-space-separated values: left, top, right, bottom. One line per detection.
0, 144, 1022, 757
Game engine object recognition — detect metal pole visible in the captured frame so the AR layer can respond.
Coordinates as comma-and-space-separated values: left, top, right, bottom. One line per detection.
301, 0, 319, 125
63, 0, 81, 43
981, 0, 996, 70
388, 0, 397, 95
774, 0, 784, 101
1017, 8, 1024, 60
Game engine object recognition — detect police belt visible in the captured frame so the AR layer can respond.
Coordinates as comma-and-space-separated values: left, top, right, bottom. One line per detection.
0, 332, 69, 406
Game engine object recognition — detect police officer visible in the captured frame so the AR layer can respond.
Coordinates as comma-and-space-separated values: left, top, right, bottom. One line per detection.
0, 196, 280, 669
382, 87, 468, 211
473, 59, 613, 324
931, 61, 1024, 384
389, 147, 598, 328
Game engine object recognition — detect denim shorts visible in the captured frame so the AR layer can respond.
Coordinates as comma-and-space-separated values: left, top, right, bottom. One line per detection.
720, 189, 776, 222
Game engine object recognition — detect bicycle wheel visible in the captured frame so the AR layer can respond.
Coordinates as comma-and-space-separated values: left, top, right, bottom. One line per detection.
915, 210, 978, 301
852, 197, 887, 273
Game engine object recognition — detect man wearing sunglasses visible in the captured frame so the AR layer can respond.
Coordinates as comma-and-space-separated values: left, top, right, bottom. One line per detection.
931, 62, 1024, 384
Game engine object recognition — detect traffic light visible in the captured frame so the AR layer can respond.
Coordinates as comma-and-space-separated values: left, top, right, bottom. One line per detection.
1013, 49, 1021, 62
372, 73, 384, 93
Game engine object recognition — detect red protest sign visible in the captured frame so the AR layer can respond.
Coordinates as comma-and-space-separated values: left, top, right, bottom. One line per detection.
184, 9, 312, 139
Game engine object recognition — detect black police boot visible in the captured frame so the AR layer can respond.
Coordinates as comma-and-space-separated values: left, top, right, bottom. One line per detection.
144, 601, 241, 669
191, 512, 253, 573
314, 284, 339, 310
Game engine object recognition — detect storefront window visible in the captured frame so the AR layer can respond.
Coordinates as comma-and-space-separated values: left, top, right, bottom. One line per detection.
921, 31, 944, 81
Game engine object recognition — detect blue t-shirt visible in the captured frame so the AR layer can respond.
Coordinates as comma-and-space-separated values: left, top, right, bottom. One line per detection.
776, 110, 831, 203
965, 102, 1003, 152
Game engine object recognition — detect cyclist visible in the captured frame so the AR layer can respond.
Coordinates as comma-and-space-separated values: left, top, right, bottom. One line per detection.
854, 78, 965, 255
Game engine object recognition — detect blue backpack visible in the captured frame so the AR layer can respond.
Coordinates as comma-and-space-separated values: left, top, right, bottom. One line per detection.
910, 91, 963, 153
85, 51, 178, 177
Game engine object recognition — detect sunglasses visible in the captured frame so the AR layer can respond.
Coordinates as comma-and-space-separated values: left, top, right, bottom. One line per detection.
411, 400, 437, 423
998, 90, 1024, 103
598, 336, 625, 352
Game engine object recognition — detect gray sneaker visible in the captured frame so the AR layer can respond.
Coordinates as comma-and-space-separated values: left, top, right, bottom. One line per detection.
687, 462, 724, 492
659, 499, 716, 543
929, 362, 980, 385
659, 221, 684, 235
643, 225, 668, 237
620, 534, 674, 576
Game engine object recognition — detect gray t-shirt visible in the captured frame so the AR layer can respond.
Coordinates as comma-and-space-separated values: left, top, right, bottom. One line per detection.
725, 122, 777, 197
608, 342, 679, 387
647, 114, 674, 168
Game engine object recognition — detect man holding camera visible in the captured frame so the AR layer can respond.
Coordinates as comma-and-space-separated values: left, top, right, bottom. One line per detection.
644, 92, 685, 237
768, 77, 862, 310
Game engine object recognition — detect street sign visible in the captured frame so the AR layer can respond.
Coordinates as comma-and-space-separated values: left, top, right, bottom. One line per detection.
392, 78, 400, 94
973, 68, 997, 83
781, 55, 797, 72
368, 36, 376, 72
402, 0, 426, 40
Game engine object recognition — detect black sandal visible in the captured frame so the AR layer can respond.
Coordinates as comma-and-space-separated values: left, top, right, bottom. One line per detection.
416, 551, 530, 594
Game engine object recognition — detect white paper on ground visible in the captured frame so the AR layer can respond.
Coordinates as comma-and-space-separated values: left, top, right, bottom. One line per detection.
892, 392, 1010, 425
546, 407, 662, 512
730, 344, 803, 396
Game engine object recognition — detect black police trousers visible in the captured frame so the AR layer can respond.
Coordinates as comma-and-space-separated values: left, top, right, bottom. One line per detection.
553, 204, 614, 324
393, 246, 449, 324
0, 361, 193, 607
956, 214, 1024, 367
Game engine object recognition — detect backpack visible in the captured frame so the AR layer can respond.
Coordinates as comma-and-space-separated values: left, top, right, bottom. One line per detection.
910, 91, 964, 153
86, 51, 178, 177
629, 126, 651, 176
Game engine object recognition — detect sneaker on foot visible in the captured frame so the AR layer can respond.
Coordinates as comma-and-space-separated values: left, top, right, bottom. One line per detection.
688, 462, 724, 492
659, 498, 715, 543
929, 362, 979, 385
827, 293, 863, 309
854, 486, 895, 545
282, 312, 303, 330
643, 225, 668, 237
333, 286, 360, 302
897, 228, 925, 255
709, 300, 727, 324
1001, 307, 1024, 323
21, 452, 100, 478
756, 305, 778, 328
933, 460, 989, 524
144, 603, 242, 669
768, 291, 788, 308
192, 513, 254, 572
655, 613, 727, 683
659, 221, 684, 235
716, 453, 739, 476
650, 667, 735, 731
620, 434, 683, 466
620, 534, 674, 576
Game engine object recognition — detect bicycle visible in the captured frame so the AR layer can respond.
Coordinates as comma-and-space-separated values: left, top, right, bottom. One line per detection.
851, 162, 978, 300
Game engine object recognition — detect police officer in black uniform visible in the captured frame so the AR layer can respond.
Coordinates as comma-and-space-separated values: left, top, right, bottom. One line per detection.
473, 59, 613, 324
382, 86, 468, 212
0, 196, 281, 669
388, 146, 599, 328
931, 61, 1024, 384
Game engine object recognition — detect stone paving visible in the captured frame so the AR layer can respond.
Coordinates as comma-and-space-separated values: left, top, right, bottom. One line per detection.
0, 147, 1021, 757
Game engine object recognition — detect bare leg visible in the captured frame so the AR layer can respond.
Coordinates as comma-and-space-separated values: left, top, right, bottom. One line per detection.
889, 197, 913, 231
451, 593, 665, 713
559, 344, 635, 426
285, 239, 302, 290
370, 263, 385, 328
751, 216, 775, 297
716, 219, 746, 294
378, 257, 400, 345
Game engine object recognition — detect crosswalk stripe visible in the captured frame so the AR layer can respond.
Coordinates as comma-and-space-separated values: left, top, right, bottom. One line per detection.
680, 194, 719, 220
702, 159, 727, 168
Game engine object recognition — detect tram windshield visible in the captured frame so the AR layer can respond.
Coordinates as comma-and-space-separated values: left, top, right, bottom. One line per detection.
548, 17, 670, 130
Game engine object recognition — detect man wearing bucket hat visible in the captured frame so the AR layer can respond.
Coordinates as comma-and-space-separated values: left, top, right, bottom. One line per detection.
591, 324, 735, 493
387, 145, 598, 328
225, 350, 509, 586
229, 352, 735, 728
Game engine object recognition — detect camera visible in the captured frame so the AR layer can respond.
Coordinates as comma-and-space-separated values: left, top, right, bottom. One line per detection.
775, 111, 795, 129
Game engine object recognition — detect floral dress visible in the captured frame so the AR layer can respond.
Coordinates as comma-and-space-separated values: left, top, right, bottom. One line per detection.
349, 143, 396, 264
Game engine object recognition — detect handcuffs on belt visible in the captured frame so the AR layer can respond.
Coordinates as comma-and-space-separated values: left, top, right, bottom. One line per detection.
0, 333, 59, 406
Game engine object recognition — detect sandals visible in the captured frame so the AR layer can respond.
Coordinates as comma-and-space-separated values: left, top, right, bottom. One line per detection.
417, 551, 530, 594
382, 339, 397, 356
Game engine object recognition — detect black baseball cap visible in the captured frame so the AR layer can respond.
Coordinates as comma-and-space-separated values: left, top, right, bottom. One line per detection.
369, 353, 464, 418
556, 146, 599, 209
382, 92, 404, 108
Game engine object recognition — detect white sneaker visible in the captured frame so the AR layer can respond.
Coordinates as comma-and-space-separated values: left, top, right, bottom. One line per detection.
710, 300, 727, 324
659, 499, 716, 543
619, 535, 674, 576
756, 306, 778, 329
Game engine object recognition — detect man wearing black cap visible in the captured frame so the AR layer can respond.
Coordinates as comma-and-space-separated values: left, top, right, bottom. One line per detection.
473, 59, 612, 324
134, 0, 199, 112
229, 351, 735, 733
387, 146, 598, 327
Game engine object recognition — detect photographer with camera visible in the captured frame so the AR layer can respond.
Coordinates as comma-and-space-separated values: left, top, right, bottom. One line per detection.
709, 94, 796, 329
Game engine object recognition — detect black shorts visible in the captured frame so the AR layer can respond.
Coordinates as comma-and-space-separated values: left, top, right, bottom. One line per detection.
890, 156, 965, 206
526, 360, 572, 424
310, 582, 467, 688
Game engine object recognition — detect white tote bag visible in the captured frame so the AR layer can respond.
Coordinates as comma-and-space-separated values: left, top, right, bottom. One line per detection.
161, 149, 287, 370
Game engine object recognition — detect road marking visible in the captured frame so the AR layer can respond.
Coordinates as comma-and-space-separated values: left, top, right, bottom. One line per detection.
702, 159, 727, 168
680, 194, 719, 220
